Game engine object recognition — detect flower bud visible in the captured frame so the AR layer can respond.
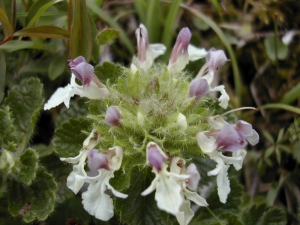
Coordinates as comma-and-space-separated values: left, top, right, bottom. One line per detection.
176, 113, 188, 131
88, 149, 110, 171
68, 56, 94, 86
168, 27, 192, 71
105, 106, 122, 126
206, 48, 228, 73
147, 142, 167, 172
136, 24, 149, 62
189, 77, 210, 102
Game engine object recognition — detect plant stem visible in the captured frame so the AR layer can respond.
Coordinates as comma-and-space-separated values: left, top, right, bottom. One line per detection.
206, 207, 224, 225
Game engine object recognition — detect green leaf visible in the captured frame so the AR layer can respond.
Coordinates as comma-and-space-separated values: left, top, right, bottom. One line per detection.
292, 141, 300, 163
96, 28, 120, 45
48, 54, 67, 80
0, 6, 13, 39
0, 50, 5, 102
26, 0, 55, 27
275, 147, 281, 164
115, 167, 171, 225
261, 207, 286, 225
14, 25, 70, 39
94, 62, 123, 84
219, 212, 243, 225
263, 131, 274, 143
264, 35, 288, 61
34, 144, 54, 158
70, 0, 92, 60
53, 118, 92, 157
264, 146, 274, 159
280, 82, 300, 104
7, 167, 57, 222
12, 148, 39, 185
276, 128, 285, 143
5, 78, 44, 150
0, 0, 16, 29
0, 40, 44, 52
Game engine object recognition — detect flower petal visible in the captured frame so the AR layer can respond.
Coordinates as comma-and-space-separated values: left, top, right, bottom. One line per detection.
196, 132, 216, 154
184, 189, 208, 206
188, 44, 207, 61
186, 163, 200, 191
176, 200, 194, 225
150, 44, 167, 59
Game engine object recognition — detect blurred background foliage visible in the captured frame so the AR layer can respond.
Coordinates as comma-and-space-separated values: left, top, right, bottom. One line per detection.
0, 0, 300, 224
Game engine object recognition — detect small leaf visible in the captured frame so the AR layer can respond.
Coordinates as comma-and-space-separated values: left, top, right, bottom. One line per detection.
0, 50, 5, 102
264, 35, 288, 61
48, 54, 67, 80
0, 40, 43, 52
276, 128, 285, 143
263, 131, 274, 143
5, 78, 44, 148
26, 0, 55, 27
241, 203, 267, 225
12, 148, 39, 185
219, 212, 243, 225
291, 141, 300, 163
96, 28, 120, 45
264, 146, 274, 159
53, 118, 92, 157
14, 26, 70, 39
275, 147, 281, 164
261, 207, 286, 225
94, 62, 123, 84
70, 0, 92, 60
0, 107, 17, 147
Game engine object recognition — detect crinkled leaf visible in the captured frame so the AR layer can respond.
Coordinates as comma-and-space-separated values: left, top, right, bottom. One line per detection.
115, 167, 171, 225
53, 118, 92, 157
14, 26, 70, 39
190, 156, 216, 187
219, 212, 243, 225
264, 35, 288, 61
34, 143, 54, 158
94, 62, 123, 84
25, 0, 55, 27
48, 54, 67, 80
7, 167, 57, 222
12, 148, 39, 185
70, 0, 92, 60
96, 28, 120, 45
5, 78, 44, 147
242, 203, 286, 225
0, 50, 5, 103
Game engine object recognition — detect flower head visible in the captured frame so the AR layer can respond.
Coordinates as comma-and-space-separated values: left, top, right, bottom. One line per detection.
105, 106, 122, 127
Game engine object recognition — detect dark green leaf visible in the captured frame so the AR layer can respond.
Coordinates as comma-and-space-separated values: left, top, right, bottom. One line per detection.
94, 62, 123, 84
70, 0, 92, 60
0, 107, 17, 147
292, 141, 300, 163
0, 6, 13, 39
25, 0, 55, 27
0, 50, 5, 102
219, 212, 243, 225
0, 0, 16, 29
115, 167, 171, 225
261, 206, 287, 225
34, 144, 54, 158
7, 167, 57, 222
53, 118, 92, 157
5, 78, 44, 149
48, 54, 67, 80
96, 28, 120, 45
14, 26, 70, 39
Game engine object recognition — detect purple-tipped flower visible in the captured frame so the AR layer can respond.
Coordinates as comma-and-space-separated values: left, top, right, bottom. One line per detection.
168, 27, 192, 71
189, 77, 210, 102
105, 106, 122, 126
68, 56, 94, 86
147, 142, 167, 171
215, 124, 247, 152
88, 149, 110, 171
185, 163, 200, 191
206, 48, 228, 73
136, 24, 149, 62
235, 120, 259, 146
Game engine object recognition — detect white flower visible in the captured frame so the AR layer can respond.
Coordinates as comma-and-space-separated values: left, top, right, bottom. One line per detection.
131, 24, 166, 72
77, 146, 127, 221
141, 142, 189, 215
60, 129, 100, 194
171, 157, 208, 225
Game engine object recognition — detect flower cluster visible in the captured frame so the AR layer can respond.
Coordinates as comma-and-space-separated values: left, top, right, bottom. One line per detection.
45, 24, 259, 224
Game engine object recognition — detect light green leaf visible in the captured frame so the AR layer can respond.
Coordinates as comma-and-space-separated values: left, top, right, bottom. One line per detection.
264, 146, 274, 159
53, 118, 92, 157
276, 128, 285, 143
96, 28, 120, 45
275, 147, 281, 164
48, 54, 67, 80
263, 131, 274, 143
279, 82, 300, 104
0, 48, 5, 103
5, 78, 44, 150
14, 26, 70, 39
0, 107, 17, 147
12, 148, 39, 185
264, 35, 288, 61
26, 0, 55, 27
7, 167, 57, 222
70, 0, 92, 61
